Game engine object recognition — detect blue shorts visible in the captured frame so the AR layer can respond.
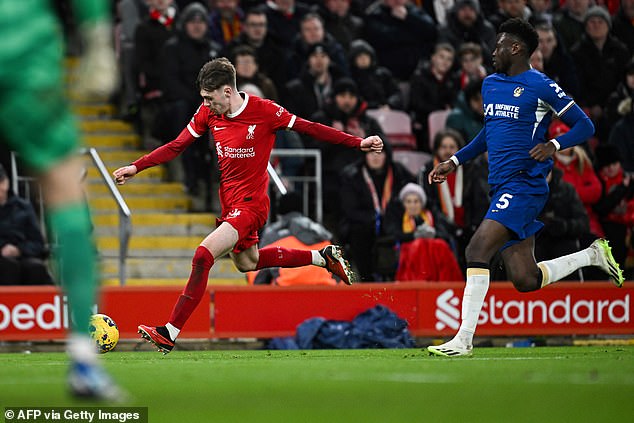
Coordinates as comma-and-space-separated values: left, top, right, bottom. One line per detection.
485, 175, 549, 248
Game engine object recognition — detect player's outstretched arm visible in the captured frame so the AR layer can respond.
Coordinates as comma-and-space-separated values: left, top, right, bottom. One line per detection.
428, 160, 457, 185
360, 135, 384, 153
113, 165, 138, 185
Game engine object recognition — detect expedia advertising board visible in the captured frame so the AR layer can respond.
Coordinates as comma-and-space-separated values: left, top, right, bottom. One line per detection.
0, 283, 632, 340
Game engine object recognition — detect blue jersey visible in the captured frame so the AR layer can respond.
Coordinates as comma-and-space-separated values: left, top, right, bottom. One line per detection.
456, 69, 575, 190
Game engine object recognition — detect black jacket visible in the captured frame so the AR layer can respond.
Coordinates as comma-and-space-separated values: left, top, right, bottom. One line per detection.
222, 34, 289, 93
160, 31, 221, 107
135, 18, 174, 94
0, 196, 47, 259
338, 150, 414, 239
348, 39, 403, 110
438, 5, 496, 64
362, 3, 437, 80
570, 34, 630, 108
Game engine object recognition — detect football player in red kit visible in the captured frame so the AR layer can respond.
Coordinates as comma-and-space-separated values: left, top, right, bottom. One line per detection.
113, 58, 383, 353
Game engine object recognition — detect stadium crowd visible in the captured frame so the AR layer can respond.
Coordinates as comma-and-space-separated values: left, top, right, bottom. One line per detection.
69, 0, 634, 282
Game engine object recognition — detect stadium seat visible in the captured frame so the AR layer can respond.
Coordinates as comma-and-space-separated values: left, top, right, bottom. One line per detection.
427, 109, 451, 150
392, 150, 432, 176
366, 108, 417, 150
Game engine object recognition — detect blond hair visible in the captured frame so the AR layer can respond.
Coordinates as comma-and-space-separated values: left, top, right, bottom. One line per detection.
572, 146, 593, 174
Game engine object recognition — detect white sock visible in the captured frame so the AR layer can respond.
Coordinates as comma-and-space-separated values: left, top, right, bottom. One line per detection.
312, 250, 326, 267
538, 247, 593, 287
67, 334, 97, 364
165, 322, 180, 341
455, 268, 490, 347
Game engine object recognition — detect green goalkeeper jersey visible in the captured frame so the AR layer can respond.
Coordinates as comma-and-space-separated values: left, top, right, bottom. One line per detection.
0, 0, 109, 171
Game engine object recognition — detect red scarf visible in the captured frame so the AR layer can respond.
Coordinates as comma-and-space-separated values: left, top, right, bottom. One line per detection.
150, 7, 175, 29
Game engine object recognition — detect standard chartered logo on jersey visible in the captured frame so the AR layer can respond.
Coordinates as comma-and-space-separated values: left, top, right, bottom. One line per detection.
434, 289, 629, 330
220, 146, 255, 158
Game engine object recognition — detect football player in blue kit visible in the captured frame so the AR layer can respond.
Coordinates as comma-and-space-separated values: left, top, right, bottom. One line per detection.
426, 18, 624, 357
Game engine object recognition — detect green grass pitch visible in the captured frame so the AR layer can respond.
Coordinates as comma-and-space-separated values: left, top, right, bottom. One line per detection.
1, 346, 633, 422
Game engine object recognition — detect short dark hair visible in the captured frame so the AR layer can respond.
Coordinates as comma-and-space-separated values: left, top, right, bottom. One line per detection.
499, 18, 539, 56
245, 5, 267, 18
0, 163, 6, 181
301, 12, 324, 27
196, 58, 237, 92
232, 45, 257, 62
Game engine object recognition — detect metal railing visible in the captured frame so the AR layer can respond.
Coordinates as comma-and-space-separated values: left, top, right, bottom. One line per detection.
269, 148, 323, 223
82, 148, 131, 286
10, 149, 132, 286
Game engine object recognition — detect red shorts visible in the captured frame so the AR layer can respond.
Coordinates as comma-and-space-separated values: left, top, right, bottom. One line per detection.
216, 206, 268, 254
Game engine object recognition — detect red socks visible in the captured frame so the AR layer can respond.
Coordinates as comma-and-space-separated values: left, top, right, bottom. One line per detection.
169, 246, 311, 329
168, 246, 214, 329
256, 246, 312, 270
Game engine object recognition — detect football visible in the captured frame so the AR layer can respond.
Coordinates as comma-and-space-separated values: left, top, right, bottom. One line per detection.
89, 313, 119, 353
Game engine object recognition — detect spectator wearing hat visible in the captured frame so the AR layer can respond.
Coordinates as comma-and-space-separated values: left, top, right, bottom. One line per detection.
158, 2, 221, 205
363, 0, 437, 81
287, 13, 349, 79
0, 164, 53, 286
550, 120, 603, 238
553, 0, 592, 52
311, 78, 384, 231
570, 5, 630, 141
438, 0, 497, 67
382, 182, 463, 281
347, 39, 403, 110
135, 0, 178, 149
283, 42, 344, 120
612, 0, 634, 56
593, 143, 634, 269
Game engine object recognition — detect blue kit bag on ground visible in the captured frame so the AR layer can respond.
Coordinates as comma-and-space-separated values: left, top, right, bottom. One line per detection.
267, 304, 416, 350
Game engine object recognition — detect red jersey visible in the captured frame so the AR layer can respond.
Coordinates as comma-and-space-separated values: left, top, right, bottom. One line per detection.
133, 93, 362, 215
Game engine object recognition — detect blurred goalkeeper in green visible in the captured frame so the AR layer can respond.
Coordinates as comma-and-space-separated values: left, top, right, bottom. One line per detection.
0, 0, 121, 400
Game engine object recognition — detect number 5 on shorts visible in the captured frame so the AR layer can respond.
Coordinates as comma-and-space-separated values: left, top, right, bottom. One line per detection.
496, 193, 513, 209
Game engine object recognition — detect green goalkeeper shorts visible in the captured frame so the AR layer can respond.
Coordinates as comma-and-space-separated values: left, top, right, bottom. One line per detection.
0, 0, 79, 172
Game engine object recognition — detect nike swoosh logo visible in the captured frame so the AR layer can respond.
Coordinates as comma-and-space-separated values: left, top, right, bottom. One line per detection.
214, 126, 226, 130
